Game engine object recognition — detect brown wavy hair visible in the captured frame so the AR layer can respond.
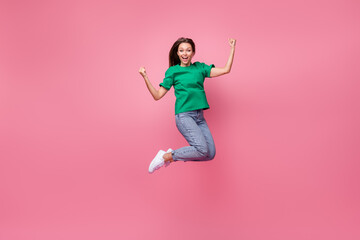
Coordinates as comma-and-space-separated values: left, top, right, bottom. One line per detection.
169, 37, 196, 67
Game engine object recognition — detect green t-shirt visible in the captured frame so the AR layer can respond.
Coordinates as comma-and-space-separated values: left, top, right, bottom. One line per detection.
160, 61, 215, 115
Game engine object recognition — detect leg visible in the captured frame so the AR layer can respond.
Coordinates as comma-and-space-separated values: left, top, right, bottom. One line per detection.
172, 110, 214, 162
197, 112, 216, 160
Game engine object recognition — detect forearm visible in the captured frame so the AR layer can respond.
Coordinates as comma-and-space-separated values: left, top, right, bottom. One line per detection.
143, 75, 160, 100
209, 38, 236, 78
224, 47, 235, 73
210, 46, 236, 78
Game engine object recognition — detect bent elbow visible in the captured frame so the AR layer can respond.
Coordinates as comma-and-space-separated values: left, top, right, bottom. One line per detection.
218, 68, 230, 77
153, 94, 162, 101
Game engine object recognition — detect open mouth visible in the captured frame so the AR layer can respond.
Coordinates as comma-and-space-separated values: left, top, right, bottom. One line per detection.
181, 56, 189, 61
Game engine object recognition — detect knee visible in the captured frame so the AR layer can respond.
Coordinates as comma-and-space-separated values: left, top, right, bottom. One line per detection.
196, 146, 209, 158
206, 144, 216, 160
208, 151, 216, 160
196, 145, 215, 161
196, 144, 210, 158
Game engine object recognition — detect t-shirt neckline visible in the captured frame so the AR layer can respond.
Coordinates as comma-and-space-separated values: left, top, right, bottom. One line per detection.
178, 62, 193, 68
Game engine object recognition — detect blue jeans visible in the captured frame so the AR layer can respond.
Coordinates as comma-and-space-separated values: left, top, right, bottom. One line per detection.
172, 110, 216, 161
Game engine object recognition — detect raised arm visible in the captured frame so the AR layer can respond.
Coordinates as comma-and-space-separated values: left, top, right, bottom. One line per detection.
139, 67, 168, 101
210, 38, 236, 78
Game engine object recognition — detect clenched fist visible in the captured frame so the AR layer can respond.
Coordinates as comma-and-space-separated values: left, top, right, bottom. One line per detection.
139, 67, 147, 77
229, 38, 236, 48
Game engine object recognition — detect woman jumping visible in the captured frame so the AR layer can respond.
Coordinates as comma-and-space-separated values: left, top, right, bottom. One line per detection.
139, 37, 236, 173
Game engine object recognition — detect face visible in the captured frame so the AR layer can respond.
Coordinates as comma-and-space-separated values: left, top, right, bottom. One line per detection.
177, 42, 194, 67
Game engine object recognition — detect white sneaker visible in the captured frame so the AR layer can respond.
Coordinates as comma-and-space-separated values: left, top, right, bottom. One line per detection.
148, 149, 174, 173
149, 150, 166, 173
165, 148, 173, 167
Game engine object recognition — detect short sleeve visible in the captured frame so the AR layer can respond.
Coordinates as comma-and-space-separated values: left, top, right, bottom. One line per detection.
200, 62, 215, 78
159, 68, 174, 90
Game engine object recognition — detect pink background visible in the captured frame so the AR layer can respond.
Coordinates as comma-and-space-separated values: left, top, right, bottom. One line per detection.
1, 0, 359, 239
